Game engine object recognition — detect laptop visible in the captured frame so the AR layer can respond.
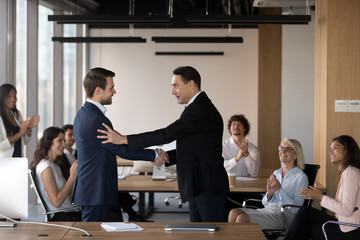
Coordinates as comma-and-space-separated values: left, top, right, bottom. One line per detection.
165, 224, 216, 232
152, 164, 166, 180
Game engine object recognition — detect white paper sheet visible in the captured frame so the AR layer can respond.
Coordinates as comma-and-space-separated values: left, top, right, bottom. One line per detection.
101, 222, 144, 232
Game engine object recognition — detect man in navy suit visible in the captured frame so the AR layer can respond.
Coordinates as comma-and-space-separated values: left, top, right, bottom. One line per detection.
98, 66, 229, 222
73, 67, 166, 222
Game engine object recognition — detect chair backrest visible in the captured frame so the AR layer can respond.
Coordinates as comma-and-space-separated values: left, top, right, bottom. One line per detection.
303, 164, 321, 206
28, 168, 50, 221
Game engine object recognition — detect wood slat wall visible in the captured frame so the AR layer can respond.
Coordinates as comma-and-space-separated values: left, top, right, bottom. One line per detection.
258, 8, 282, 176
315, 0, 360, 198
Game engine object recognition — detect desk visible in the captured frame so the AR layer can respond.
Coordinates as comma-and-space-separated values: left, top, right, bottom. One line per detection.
117, 157, 134, 166
118, 176, 267, 218
0, 222, 74, 240
63, 222, 266, 240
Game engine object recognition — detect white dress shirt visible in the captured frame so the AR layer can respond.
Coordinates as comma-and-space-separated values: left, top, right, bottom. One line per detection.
222, 137, 260, 176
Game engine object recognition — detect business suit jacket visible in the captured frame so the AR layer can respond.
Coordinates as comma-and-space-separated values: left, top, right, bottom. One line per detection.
73, 101, 155, 207
127, 92, 229, 201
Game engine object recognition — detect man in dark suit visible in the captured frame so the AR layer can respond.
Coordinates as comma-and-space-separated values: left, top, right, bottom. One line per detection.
73, 67, 166, 222
98, 66, 229, 222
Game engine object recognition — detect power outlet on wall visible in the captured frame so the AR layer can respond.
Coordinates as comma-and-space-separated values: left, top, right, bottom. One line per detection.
335, 100, 348, 112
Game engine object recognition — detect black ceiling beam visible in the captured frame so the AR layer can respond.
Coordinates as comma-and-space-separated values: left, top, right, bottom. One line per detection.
187, 15, 311, 25
52, 37, 146, 43
155, 51, 224, 56
48, 14, 172, 24
152, 37, 243, 43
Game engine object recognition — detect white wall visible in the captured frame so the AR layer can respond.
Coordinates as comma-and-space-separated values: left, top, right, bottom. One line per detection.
90, 28, 259, 145
282, 11, 315, 163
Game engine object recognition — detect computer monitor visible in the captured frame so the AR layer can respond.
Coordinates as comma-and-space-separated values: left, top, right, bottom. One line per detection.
0, 157, 28, 219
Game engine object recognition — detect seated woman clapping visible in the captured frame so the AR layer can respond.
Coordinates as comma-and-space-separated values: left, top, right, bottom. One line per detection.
30, 127, 81, 221
228, 138, 308, 231
284, 135, 360, 240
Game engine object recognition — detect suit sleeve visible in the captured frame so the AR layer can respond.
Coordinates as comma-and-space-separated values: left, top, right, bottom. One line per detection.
128, 104, 204, 150
96, 115, 155, 161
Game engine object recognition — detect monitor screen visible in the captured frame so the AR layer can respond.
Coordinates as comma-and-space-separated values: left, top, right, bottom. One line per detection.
0, 157, 28, 219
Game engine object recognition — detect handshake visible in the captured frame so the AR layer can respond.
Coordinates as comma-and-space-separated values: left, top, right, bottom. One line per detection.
154, 149, 169, 166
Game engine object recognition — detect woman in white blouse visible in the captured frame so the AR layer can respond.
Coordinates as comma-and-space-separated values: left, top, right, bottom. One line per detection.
0, 84, 39, 157
284, 135, 360, 240
30, 126, 81, 221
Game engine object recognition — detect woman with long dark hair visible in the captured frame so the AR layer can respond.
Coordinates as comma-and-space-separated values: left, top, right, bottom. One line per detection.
0, 83, 39, 157
30, 127, 81, 221
284, 135, 360, 240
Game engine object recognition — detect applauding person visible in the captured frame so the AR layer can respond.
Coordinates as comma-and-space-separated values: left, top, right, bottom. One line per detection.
284, 135, 360, 240
0, 84, 39, 157
228, 138, 308, 231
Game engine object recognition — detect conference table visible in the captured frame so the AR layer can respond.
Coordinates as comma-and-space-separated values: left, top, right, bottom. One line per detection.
0, 222, 266, 240
118, 175, 267, 218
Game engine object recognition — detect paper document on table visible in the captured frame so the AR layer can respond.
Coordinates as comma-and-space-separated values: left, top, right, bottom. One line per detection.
101, 222, 144, 232
236, 177, 258, 181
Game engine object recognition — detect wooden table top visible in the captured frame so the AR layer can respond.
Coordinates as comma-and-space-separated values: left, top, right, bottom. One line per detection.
0, 222, 75, 240
117, 157, 134, 166
63, 222, 266, 240
118, 175, 267, 193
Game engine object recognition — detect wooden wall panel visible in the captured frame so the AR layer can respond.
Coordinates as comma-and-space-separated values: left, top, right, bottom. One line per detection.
315, 0, 360, 198
258, 8, 282, 176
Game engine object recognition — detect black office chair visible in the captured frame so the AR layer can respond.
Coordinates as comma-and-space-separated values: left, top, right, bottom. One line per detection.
242, 164, 321, 240
322, 221, 360, 240
28, 168, 80, 222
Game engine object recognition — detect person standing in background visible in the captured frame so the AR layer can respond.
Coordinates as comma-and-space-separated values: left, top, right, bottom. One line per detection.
0, 83, 39, 157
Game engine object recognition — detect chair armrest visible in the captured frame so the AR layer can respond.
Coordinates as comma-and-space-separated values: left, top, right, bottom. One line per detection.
280, 204, 303, 212
242, 198, 263, 209
45, 206, 81, 215
322, 221, 360, 240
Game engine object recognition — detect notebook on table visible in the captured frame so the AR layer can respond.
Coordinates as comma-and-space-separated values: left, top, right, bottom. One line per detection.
165, 224, 216, 232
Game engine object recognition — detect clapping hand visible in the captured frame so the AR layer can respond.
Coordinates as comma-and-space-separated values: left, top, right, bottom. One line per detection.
299, 186, 324, 201
235, 139, 249, 161
153, 148, 169, 166
28, 115, 40, 129
97, 123, 126, 144
266, 174, 280, 200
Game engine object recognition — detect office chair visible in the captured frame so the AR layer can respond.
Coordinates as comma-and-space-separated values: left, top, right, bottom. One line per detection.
28, 169, 80, 222
242, 164, 321, 240
322, 221, 360, 240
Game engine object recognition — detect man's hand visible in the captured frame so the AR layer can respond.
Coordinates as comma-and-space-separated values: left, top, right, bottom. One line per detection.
235, 139, 249, 162
97, 123, 127, 144
153, 148, 169, 166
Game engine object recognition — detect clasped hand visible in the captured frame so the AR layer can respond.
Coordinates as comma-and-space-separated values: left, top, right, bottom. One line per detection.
153, 148, 169, 166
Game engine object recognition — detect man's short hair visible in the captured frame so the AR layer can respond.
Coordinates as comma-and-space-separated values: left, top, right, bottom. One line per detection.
173, 66, 201, 90
83, 67, 115, 98
227, 114, 250, 136
63, 124, 73, 132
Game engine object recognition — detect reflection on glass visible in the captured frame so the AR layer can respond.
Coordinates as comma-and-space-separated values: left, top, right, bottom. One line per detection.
38, 5, 54, 139
16, 0, 27, 114
63, 24, 76, 125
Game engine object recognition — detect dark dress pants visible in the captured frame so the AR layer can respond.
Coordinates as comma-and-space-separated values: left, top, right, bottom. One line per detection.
189, 193, 227, 222
81, 205, 111, 222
